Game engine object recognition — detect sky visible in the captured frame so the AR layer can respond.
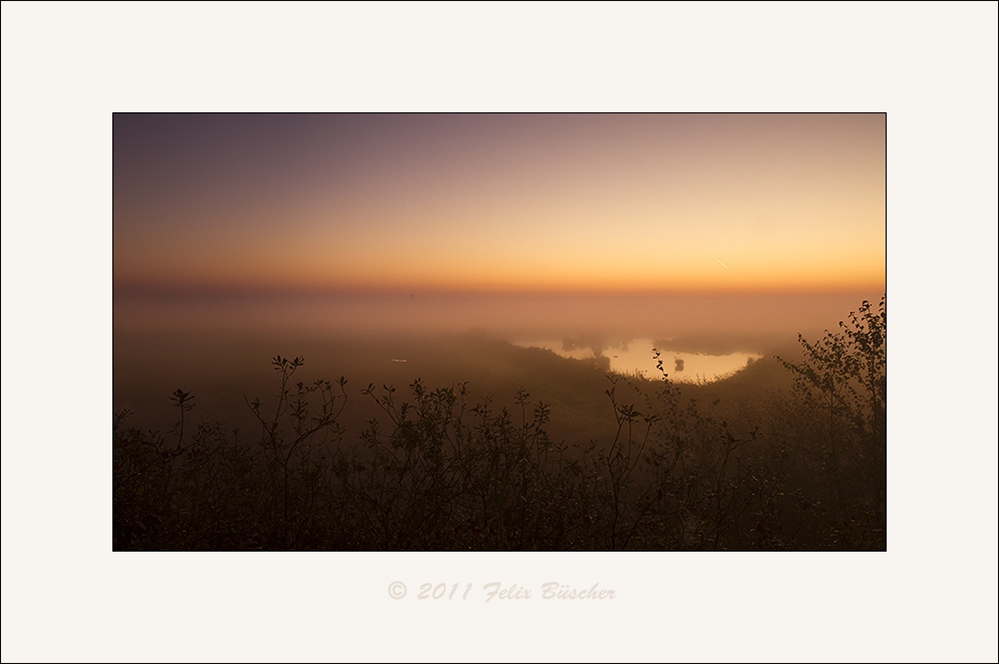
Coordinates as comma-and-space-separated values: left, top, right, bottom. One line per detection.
113, 113, 886, 298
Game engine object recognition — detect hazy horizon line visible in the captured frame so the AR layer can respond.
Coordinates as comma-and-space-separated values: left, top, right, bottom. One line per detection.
113, 284, 886, 300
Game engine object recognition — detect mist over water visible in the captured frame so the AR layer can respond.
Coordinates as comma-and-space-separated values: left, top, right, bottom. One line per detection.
115, 291, 871, 340
513, 337, 762, 383
114, 290, 878, 435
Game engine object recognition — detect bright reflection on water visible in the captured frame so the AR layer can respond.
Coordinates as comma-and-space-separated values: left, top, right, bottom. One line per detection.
514, 338, 762, 383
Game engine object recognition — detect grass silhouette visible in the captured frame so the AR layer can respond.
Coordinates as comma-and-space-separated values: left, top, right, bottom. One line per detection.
113, 297, 886, 550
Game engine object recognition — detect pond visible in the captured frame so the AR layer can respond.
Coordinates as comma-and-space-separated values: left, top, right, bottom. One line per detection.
513, 337, 762, 383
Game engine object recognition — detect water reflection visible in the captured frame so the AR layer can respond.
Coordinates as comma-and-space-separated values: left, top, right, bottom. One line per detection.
513, 338, 762, 383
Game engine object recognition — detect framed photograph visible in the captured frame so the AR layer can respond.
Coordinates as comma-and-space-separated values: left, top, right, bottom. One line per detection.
113, 112, 887, 552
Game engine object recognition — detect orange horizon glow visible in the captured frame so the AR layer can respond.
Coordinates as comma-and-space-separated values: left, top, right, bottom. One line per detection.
112, 278, 886, 299
114, 114, 885, 299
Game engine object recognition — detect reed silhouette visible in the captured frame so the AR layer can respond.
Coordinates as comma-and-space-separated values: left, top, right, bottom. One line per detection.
113, 297, 887, 550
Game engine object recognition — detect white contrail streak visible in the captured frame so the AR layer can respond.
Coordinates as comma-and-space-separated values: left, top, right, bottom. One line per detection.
693, 236, 733, 272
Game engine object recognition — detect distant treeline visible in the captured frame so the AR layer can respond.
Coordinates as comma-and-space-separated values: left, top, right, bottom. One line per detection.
113, 297, 886, 550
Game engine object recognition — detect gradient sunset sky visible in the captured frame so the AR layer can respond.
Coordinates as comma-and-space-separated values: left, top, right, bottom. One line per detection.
114, 113, 885, 297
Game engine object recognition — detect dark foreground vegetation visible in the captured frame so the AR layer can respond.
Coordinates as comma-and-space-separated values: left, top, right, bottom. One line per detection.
114, 297, 886, 550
